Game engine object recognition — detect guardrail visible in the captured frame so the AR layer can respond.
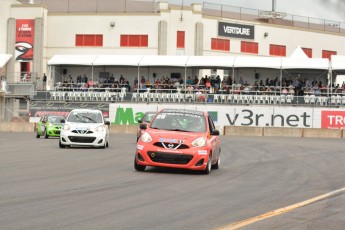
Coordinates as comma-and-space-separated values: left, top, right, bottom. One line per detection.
203, 2, 345, 34
29, 90, 345, 108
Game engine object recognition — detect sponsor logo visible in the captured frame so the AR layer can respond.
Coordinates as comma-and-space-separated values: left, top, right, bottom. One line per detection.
218, 22, 255, 39
137, 144, 144, 150
321, 111, 345, 129
198, 150, 208, 155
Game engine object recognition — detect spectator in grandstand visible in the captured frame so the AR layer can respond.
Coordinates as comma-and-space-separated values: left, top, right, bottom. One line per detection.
42, 73, 47, 90
281, 87, 288, 95
186, 76, 193, 85
195, 89, 206, 102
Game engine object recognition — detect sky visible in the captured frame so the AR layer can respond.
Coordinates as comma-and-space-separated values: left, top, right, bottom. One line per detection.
168, 0, 345, 22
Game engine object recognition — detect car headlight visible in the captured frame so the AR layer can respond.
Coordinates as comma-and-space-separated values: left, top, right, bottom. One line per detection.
63, 124, 70, 131
140, 132, 152, 143
95, 125, 105, 132
192, 137, 206, 147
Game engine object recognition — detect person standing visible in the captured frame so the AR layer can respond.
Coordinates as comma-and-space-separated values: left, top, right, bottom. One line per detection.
42, 73, 47, 90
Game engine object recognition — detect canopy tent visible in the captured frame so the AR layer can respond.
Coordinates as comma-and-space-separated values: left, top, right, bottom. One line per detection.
93, 55, 143, 66
47, 55, 98, 66
186, 56, 235, 68
139, 55, 189, 67
289, 46, 309, 59
0, 54, 12, 69
330, 55, 345, 71
281, 57, 329, 70
233, 56, 282, 69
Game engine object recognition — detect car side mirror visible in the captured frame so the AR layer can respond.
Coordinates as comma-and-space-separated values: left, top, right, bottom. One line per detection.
105, 121, 110, 126
138, 119, 143, 124
140, 123, 147, 130
211, 129, 220, 136
60, 119, 65, 123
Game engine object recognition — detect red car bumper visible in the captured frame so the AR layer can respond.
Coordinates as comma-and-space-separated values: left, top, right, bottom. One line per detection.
136, 142, 210, 170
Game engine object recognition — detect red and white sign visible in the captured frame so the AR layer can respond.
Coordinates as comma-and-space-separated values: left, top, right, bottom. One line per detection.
321, 111, 345, 129
15, 19, 34, 61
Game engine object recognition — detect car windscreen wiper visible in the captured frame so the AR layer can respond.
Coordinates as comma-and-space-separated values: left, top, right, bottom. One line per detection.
165, 129, 191, 132
81, 115, 98, 123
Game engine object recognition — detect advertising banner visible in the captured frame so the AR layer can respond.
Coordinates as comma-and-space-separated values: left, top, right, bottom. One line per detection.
321, 111, 345, 129
218, 21, 255, 39
109, 104, 345, 133
29, 101, 109, 118
15, 19, 34, 61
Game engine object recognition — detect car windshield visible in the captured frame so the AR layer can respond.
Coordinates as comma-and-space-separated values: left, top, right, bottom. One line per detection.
67, 111, 103, 123
150, 111, 206, 132
47, 116, 65, 124
143, 113, 156, 123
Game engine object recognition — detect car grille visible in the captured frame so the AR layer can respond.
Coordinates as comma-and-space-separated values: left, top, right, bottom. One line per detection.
148, 151, 193, 165
53, 130, 60, 134
68, 136, 96, 143
71, 130, 94, 134
153, 142, 189, 149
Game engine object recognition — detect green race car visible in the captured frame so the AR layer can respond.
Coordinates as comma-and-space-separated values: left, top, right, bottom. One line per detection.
36, 115, 65, 138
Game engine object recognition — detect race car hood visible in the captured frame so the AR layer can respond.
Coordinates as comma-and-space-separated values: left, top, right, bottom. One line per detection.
67, 122, 103, 131
147, 129, 207, 144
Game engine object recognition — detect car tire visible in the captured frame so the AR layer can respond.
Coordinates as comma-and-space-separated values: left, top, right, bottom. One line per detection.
36, 133, 40, 138
59, 140, 65, 148
106, 140, 109, 148
45, 132, 49, 139
212, 155, 220, 170
203, 158, 212, 174
134, 157, 146, 171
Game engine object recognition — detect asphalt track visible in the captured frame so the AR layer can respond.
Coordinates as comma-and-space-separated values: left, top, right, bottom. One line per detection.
0, 132, 344, 230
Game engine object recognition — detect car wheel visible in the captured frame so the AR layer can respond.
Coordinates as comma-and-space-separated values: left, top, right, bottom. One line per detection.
212, 155, 220, 170
106, 140, 109, 148
134, 157, 146, 171
203, 158, 212, 174
36, 133, 40, 138
45, 132, 49, 139
59, 140, 65, 148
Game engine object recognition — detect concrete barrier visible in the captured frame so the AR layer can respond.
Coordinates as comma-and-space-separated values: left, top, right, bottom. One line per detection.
264, 127, 303, 138
303, 128, 343, 139
109, 124, 137, 134
0, 122, 35, 132
224, 126, 263, 137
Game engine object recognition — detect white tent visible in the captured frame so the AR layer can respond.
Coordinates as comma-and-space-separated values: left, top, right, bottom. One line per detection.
47, 55, 98, 65
0, 54, 12, 68
282, 57, 329, 70
93, 55, 143, 66
186, 56, 235, 68
139, 55, 189, 67
233, 56, 282, 69
330, 55, 345, 70
289, 46, 309, 59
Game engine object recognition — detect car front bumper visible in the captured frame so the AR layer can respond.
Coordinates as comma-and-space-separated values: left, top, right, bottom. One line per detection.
60, 131, 107, 147
135, 142, 210, 170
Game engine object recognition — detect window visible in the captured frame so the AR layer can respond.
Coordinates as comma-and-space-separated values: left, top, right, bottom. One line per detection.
322, 50, 337, 60
302, 47, 313, 58
177, 31, 185, 48
120, 35, 148, 47
211, 38, 230, 51
269, 44, 286, 56
75, 34, 103, 46
241, 41, 258, 54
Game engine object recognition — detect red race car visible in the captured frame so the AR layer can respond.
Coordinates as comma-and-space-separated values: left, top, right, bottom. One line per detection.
135, 109, 221, 174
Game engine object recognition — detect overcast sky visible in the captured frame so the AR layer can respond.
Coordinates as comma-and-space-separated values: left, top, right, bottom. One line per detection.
168, 0, 345, 22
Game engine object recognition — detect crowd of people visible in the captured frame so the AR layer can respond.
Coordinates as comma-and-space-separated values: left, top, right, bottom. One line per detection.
54, 72, 345, 97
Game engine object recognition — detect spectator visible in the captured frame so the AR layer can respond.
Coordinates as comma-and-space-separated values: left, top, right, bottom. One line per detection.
42, 73, 47, 90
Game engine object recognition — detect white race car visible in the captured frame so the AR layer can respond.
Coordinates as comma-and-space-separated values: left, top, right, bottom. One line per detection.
59, 109, 110, 148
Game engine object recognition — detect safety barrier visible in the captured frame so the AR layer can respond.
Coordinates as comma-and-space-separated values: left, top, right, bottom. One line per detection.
224, 126, 344, 139
1, 122, 344, 139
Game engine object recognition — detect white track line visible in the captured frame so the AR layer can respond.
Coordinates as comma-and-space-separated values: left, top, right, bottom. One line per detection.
217, 187, 345, 230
